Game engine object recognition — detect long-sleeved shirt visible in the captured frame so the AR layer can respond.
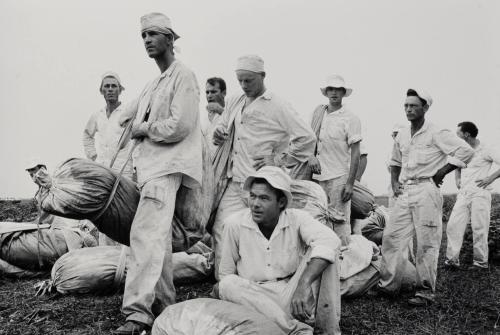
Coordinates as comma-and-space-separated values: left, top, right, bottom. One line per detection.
460, 142, 500, 191
390, 121, 474, 182
216, 91, 316, 182
312, 105, 362, 181
122, 60, 202, 187
219, 208, 340, 282
82, 104, 134, 178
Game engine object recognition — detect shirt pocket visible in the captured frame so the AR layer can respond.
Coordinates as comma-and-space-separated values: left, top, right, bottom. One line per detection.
415, 144, 435, 165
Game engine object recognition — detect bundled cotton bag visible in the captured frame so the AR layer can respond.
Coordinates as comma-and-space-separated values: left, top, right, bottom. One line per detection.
40, 244, 214, 295
151, 298, 285, 335
39, 138, 214, 251
0, 220, 96, 276
351, 181, 375, 219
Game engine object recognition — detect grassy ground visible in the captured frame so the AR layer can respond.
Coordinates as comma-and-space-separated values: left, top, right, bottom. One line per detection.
1, 197, 499, 335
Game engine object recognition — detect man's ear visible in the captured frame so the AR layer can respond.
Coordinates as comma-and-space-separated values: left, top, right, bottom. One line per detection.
423, 104, 429, 113
278, 196, 287, 211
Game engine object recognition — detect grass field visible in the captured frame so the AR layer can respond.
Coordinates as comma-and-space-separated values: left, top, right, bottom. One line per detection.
1, 196, 499, 335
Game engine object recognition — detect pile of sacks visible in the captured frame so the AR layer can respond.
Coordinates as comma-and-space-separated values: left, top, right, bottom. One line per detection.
0, 218, 97, 278
36, 241, 214, 295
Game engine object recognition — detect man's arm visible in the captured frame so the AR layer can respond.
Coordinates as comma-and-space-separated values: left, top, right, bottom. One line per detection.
476, 146, 500, 188
82, 114, 98, 161
342, 142, 360, 202
218, 218, 240, 280
432, 129, 475, 187
455, 169, 461, 189
391, 166, 403, 197
356, 154, 367, 182
132, 71, 199, 143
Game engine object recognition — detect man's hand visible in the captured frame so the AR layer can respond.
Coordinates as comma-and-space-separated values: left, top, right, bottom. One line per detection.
131, 123, 148, 140
392, 181, 403, 197
476, 175, 495, 188
119, 115, 132, 127
307, 156, 321, 174
213, 126, 228, 145
206, 102, 224, 115
291, 283, 315, 322
253, 154, 276, 170
432, 168, 448, 188
341, 183, 354, 202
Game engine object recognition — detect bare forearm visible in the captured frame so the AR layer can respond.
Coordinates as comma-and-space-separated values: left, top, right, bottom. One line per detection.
355, 155, 367, 181
298, 258, 330, 287
347, 144, 360, 186
390, 166, 401, 188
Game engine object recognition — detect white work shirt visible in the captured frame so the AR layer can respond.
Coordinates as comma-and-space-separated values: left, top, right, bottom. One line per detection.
122, 60, 202, 188
460, 142, 500, 191
219, 208, 340, 282
390, 121, 474, 182
83, 104, 134, 177
313, 105, 362, 181
216, 91, 316, 182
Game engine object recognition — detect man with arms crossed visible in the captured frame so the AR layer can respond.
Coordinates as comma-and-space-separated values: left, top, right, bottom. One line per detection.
376, 89, 474, 306
445, 121, 500, 270
113, 13, 202, 334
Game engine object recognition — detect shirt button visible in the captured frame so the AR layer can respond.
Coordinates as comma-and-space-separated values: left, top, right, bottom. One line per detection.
267, 264, 271, 267
267, 247, 270, 250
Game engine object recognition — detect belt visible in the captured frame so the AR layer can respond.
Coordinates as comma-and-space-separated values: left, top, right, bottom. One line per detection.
404, 177, 433, 185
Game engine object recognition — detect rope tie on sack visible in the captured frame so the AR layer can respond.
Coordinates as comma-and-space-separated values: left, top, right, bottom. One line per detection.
113, 246, 128, 289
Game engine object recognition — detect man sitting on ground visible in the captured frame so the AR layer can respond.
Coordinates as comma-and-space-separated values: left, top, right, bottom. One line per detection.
217, 166, 341, 335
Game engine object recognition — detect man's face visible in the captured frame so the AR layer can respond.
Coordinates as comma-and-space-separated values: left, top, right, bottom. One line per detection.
404, 96, 428, 121
206, 82, 225, 105
325, 87, 346, 105
236, 70, 265, 98
100, 77, 121, 103
142, 30, 171, 58
248, 182, 285, 226
26, 165, 45, 182
456, 127, 467, 140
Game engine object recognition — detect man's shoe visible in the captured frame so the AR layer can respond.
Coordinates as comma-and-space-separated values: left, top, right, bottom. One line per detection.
444, 259, 460, 270
408, 296, 432, 307
467, 264, 488, 271
112, 321, 150, 335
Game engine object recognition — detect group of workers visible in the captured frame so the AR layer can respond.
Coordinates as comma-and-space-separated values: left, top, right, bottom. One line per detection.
77, 12, 499, 335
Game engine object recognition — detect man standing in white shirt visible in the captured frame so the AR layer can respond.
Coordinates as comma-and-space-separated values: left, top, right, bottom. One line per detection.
445, 121, 500, 270
204, 77, 226, 157
211, 55, 316, 276
217, 166, 341, 335
375, 89, 474, 306
83, 72, 134, 180
308, 75, 362, 245
113, 13, 202, 335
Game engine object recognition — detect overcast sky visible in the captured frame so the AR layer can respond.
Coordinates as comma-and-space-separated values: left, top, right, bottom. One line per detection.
1, 0, 499, 198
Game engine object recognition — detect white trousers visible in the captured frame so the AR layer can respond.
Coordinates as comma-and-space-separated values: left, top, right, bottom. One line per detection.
212, 180, 248, 279
219, 253, 341, 335
319, 175, 351, 245
379, 181, 442, 301
122, 174, 182, 326
446, 188, 491, 267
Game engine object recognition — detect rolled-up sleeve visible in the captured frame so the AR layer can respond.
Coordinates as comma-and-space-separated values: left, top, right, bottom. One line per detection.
389, 138, 402, 167
433, 129, 474, 168
218, 218, 240, 279
347, 115, 362, 146
147, 71, 200, 144
485, 146, 500, 165
298, 211, 340, 263
277, 102, 316, 165
83, 113, 98, 160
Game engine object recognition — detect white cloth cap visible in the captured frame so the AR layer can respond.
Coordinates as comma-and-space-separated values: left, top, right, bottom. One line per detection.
236, 55, 265, 73
409, 88, 433, 107
25, 157, 45, 170
243, 166, 293, 206
101, 71, 122, 87
320, 75, 352, 97
140, 12, 180, 40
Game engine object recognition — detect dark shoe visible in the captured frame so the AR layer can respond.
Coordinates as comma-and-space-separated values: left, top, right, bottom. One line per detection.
444, 259, 460, 270
408, 296, 432, 307
112, 321, 150, 335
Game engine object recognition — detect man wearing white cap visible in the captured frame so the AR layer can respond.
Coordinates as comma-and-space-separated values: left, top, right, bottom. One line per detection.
375, 88, 474, 306
83, 72, 132, 246
113, 13, 202, 335
308, 75, 362, 245
445, 121, 500, 270
211, 55, 316, 277
217, 166, 341, 335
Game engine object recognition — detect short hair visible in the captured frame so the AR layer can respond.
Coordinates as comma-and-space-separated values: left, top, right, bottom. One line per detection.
406, 89, 427, 106
458, 121, 478, 138
249, 178, 287, 208
206, 77, 226, 93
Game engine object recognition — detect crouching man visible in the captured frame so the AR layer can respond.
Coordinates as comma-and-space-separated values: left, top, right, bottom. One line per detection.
216, 166, 341, 335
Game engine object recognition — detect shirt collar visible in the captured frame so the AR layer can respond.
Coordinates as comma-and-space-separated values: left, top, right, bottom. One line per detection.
160, 60, 179, 79
241, 209, 291, 232
412, 119, 430, 137
325, 105, 346, 114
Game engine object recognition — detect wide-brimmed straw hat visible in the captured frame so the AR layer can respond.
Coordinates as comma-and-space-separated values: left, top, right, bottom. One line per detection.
320, 75, 352, 97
